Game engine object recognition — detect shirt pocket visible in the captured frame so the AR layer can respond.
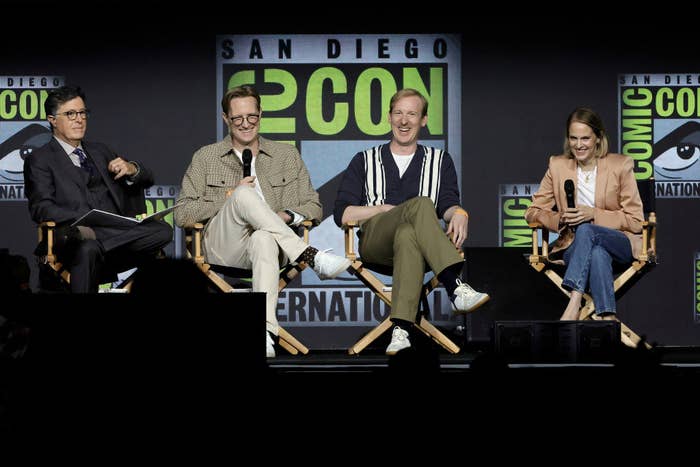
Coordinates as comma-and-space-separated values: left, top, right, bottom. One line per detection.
268, 171, 297, 188
203, 174, 235, 201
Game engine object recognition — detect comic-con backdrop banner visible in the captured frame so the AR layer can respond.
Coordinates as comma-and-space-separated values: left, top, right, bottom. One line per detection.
619, 73, 700, 193
217, 34, 461, 339
619, 74, 700, 325
0, 76, 63, 201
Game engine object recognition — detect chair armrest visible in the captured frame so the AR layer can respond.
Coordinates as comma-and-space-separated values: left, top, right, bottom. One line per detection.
342, 220, 359, 231
298, 220, 313, 244
528, 221, 550, 263
342, 222, 358, 260
640, 212, 657, 262
37, 221, 58, 258
184, 223, 206, 263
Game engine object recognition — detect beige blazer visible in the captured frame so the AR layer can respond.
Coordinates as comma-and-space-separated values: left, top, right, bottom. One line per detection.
525, 153, 644, 259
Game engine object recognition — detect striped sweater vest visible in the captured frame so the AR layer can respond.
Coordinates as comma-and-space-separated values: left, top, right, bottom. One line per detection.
362, 145, 444, 206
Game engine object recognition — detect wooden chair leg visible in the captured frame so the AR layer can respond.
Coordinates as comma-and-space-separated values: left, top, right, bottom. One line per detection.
588, 313, 650, 349
346, 260, 461, 355
541, 267, 651, 348
619, 323, 649, 349
416, 317, 460, 354
278, 327, 309, 355
348, 317, 393, 355
196, 264, 235, 292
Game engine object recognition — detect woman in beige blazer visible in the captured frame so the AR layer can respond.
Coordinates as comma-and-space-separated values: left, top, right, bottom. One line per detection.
525, 108, 644, 320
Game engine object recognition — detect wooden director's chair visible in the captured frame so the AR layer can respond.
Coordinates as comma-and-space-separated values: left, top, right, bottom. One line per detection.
36, 221, 135, 292
185, 221, 312, 356
527, 178, 657, 348
342, 221, 461, 356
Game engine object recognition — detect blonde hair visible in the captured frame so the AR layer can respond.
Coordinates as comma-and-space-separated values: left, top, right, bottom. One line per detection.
564, 107, 609, 158
389, 88, 428, 117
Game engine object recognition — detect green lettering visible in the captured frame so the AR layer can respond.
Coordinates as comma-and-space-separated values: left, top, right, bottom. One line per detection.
503, 198, 531, 218
226, 70, 255, 90
355, 67, 395, 136
655, 87, 674, 117
261, 69, 296, 133
622, 88, 652, 107
306, 67, 347, 136
39, 90, 48, 119
0, 90, 16, 119
622, 119, 652, 141
403, 67, 443, 135
503, 229, 532, 247
676, 88, 695, 117
18, 90, 38, 120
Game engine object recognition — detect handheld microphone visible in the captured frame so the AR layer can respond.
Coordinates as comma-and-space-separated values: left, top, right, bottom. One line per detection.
564, 179, 575, 209
242, 149, 252, 178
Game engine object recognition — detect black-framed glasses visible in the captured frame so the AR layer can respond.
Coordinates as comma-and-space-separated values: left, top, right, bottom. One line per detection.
228, 114, 259, 126
54, 109, 90, 121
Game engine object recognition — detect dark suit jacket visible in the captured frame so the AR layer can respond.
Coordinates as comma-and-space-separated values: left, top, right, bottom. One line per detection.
24, 137, 154, 225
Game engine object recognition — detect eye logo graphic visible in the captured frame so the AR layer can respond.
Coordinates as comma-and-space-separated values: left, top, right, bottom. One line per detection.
653, 121, 700, 182
0, 123, 51, 183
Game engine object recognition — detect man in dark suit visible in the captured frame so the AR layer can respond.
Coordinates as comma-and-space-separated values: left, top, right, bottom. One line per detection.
23, 85, 172, 292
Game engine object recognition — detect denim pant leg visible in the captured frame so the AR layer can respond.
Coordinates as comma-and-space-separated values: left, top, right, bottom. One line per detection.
562, 223, 634, 314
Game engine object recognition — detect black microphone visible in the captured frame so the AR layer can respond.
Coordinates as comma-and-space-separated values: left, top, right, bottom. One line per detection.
563, 178, 577, 232
564, 179, 575, 209
242, 148, 252, 178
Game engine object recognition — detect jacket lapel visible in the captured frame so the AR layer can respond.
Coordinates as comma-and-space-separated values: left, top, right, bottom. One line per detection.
594, 155, 608, 208
82, 141, 124, 213
256, 139, 275, 204
561, 157, 577, 207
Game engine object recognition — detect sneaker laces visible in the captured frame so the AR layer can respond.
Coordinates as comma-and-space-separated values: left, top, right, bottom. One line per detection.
454, 279, 476, 296
392, 326, 408, 341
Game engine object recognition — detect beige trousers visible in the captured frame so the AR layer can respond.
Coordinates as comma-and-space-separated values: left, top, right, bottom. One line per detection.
203, 186, 308, 335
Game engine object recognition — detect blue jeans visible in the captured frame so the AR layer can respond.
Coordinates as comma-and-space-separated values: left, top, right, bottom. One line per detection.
562, 223, 633, 315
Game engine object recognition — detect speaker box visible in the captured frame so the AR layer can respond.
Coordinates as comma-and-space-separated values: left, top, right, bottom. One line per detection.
5, 293, 267, 426
494, 320, 620, 363
462, 247, 568, 343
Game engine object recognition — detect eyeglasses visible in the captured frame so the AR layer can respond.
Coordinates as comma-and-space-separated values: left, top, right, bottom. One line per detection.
54, 109, 90, 121
228, 114, 260, 126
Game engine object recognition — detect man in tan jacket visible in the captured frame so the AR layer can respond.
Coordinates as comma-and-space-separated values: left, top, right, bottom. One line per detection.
175, 85, 350, 357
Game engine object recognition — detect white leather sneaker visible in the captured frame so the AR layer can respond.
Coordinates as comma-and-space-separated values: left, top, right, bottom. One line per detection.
451, 279, 490, 313
266, 331, 276, 358
312, 249, 352, 280
385, 326, 411, 355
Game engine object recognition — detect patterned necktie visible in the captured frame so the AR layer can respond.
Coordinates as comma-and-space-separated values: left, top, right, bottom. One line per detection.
73, 147, 92, 175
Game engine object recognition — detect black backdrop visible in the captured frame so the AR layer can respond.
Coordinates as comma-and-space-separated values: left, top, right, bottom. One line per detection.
2, 12, 698, 346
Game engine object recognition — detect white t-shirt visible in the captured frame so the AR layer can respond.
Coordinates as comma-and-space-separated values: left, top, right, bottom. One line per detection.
233, 148, 265, 201
392, 152, 415, 178
576, 165, 596, 207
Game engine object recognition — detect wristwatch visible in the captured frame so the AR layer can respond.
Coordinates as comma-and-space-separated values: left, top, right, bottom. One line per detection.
284, 209, 295, 225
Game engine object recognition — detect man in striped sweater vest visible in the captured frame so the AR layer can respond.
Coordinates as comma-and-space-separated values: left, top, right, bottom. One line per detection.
334, 89, 489, 356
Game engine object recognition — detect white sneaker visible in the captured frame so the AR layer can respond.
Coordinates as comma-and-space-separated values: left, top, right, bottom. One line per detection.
266, 331, 276, 358
385, 326, 411, 355
451, 279, 490, 314
312, 248, 352, 280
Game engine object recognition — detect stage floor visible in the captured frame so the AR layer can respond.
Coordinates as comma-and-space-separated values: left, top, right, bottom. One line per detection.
268, 345, 700, 375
